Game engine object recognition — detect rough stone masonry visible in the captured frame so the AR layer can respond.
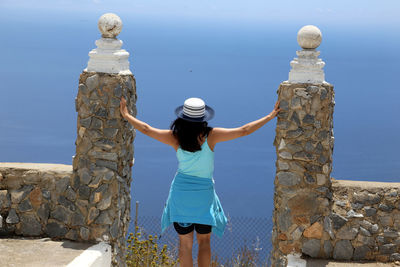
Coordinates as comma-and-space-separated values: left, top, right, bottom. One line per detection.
328, 180, 400, 262
271, 81, 335, 266
73, 72, 136, 265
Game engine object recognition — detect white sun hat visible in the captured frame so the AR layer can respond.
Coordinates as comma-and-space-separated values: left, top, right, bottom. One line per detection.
175, 97, 214, 122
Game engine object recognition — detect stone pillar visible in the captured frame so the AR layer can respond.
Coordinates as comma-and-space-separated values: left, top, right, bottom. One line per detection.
72, 13, 136, 266
271, 25, 335, 266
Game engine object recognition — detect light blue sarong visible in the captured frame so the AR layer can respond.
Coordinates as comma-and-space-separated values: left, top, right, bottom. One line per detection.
161, 172, 227, 237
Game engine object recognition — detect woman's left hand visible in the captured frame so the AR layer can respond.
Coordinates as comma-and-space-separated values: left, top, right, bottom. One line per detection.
120, 97, 129, 118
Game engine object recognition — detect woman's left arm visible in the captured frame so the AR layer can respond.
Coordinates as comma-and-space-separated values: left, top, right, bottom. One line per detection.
120, 97, 178, 149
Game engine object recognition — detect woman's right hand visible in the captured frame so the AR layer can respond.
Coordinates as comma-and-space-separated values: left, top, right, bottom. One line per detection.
269, 100, 280, 119
120, 97, 129, 118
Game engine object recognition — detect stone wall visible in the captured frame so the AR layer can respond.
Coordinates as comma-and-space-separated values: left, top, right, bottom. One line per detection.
316, 179, 400, 262
0, 163, 75, 238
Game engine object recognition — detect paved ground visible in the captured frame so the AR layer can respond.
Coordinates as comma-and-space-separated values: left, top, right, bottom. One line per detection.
306, 258, 400, 267
0, 237, 93, 267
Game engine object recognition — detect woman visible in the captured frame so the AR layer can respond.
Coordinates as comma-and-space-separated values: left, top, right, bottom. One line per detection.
120, 96, 280, 267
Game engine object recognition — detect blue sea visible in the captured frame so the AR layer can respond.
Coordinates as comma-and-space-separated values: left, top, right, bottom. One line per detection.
1, 10, 399, 224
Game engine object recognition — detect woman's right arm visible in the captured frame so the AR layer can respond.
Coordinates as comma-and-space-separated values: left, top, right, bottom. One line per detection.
208, 101, 280, 147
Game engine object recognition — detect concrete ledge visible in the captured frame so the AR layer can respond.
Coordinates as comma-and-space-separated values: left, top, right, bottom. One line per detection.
287, 253, 307, 267
0, 162, 72, 173
288, 254, 399, 266
306, 258, 399, 266
332, 179, 400, 190
67, 242, 111, 267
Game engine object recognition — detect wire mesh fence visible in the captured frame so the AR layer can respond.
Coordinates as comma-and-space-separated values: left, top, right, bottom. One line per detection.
127, 215, 273, 266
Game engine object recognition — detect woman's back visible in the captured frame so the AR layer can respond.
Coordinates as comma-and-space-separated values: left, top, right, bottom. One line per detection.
177, 138, 214, 179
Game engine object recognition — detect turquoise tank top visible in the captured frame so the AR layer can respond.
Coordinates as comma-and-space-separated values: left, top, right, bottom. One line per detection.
176, 138, 214, 179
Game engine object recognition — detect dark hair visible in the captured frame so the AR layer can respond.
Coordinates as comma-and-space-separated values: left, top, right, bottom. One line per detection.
170, 118, 213, 152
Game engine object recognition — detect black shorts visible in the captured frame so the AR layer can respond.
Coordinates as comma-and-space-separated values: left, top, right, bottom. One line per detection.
173, 222, 212, 235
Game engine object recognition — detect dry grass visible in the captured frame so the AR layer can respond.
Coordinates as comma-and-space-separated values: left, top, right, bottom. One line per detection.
126, 227, 179, 267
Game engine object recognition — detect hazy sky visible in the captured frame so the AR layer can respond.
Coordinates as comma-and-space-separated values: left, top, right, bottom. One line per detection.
2, 0, 400, 27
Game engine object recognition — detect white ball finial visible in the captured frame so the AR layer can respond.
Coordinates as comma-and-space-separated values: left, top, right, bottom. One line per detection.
98, 13, 123, 38
297, 25, 322, 49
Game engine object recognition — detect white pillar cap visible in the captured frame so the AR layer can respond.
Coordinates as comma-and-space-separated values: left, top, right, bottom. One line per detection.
287, 25, 326, 84
85, 13, 132, 75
